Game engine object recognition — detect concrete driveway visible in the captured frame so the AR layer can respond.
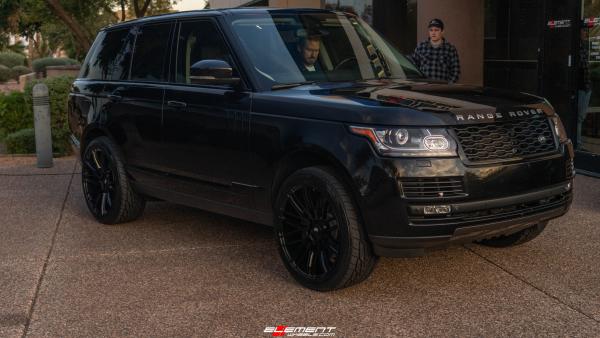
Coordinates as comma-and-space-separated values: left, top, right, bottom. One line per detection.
1, 156, 599, 337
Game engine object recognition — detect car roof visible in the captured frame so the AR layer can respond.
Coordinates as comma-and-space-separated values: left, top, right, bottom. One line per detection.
103, 7, 337, 31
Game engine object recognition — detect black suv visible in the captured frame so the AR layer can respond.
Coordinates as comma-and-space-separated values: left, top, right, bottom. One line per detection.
69, 8, 574, 290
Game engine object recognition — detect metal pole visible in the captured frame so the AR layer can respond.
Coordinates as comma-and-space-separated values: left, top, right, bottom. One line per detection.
32, 83, 53, 168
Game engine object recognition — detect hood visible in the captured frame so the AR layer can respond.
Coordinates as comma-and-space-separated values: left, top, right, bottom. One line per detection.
252, 79, 552, 126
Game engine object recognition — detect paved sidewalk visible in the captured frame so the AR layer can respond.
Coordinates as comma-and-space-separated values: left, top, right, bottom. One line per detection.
1, 156, 599, 337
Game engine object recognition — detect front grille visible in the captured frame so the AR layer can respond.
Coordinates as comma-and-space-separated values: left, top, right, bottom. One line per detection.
399, 177, 467, 199
408, 192, 570, 227
453, 117, 557, 162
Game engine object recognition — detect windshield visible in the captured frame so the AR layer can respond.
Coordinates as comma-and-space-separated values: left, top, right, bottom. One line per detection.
229, 11, 423, 89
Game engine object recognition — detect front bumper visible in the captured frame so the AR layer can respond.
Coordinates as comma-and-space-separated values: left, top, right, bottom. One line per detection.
350, 141, 574, 257
369, 182, 572, 257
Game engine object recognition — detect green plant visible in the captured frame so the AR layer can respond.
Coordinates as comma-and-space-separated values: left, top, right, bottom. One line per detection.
0, 51, 26, 68
11, 65, 31, 80
0, 91, 31, 138
31, 57, 80, 73
5, 128, 35, 154
24, 76, 75, 154
0, 65, 11, 82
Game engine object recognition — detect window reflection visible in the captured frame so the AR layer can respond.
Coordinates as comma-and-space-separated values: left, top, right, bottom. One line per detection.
580, 0, 600, 153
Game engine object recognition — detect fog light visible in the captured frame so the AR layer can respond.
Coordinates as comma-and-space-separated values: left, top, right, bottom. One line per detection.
424, 205, 452, 215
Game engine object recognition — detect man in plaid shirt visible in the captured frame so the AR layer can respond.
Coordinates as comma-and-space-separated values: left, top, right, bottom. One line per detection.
410, 19, 461, 83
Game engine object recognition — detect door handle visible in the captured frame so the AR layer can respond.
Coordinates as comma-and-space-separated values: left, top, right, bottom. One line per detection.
107, 94, 122, 102
167, 100, 187, 109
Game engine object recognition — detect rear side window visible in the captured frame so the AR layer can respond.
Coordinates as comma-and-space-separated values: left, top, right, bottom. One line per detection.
81, 27, 135, 80
79, 31, 105, 79
130, 23, 172, 82
175, 20, 237, 84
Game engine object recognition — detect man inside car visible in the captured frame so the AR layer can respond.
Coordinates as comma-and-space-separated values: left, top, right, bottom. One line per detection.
296, 34, 325, 79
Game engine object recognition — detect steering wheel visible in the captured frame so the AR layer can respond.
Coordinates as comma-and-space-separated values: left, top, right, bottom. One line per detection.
334, 57, 358, 70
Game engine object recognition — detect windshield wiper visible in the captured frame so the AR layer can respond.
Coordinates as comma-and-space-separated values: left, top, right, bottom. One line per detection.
271, 81, 315, 91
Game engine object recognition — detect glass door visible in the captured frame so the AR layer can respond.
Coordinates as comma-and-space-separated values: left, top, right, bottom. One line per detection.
539, 0, 580, 137
577, 0, 600, 175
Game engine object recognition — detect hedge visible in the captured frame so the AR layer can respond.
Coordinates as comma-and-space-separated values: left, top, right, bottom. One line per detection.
0, 91, 31, 138
32, 57, 79, 74
11, 65, 31, 80
0, 52, 26, 68
5, 128, 35, 154
23, 75, 75, 154
0, 65, 11, 83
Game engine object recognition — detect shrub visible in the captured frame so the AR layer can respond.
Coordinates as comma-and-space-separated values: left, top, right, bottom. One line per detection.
11, 65, 31, 80
0, 65, 11, 82
31, 57, 79, 74
24, 76, 75, 154
5, 128, 35, 154
0, 52, 26, 68
0, 91, 31, 138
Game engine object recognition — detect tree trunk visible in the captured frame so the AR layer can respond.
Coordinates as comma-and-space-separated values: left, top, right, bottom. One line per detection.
121, 0, 127, 21
133, 0, 152, 18
43, 0, 92, 52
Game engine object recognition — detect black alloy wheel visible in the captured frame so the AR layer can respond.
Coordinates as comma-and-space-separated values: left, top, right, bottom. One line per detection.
82, 136, 145, 224
275, 167, 376, 291
82, 144, 116, 218
279, 184, 341, 279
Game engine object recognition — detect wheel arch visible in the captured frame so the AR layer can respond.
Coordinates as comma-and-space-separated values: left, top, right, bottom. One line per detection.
80, 124, 125, 155
270, 145, 363, 212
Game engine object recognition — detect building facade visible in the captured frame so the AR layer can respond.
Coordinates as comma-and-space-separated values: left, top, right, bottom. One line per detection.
209, 0, 600, 174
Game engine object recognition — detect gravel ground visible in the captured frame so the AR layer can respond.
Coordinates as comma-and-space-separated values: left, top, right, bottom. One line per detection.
1, 156, 599, 337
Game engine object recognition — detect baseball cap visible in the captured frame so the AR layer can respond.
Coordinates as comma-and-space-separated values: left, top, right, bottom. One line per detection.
428, 18, 444, 30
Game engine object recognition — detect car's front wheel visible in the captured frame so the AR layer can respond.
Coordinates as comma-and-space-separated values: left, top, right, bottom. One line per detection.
274, 166, 377, 291
81, 136, 145, 224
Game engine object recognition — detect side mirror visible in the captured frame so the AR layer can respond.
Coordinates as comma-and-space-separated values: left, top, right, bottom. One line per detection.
189, 59, 240, 86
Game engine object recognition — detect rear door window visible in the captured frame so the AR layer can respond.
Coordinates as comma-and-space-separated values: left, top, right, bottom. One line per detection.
130, 23, 173, 82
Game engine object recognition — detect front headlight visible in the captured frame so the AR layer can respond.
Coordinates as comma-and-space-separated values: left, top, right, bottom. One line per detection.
349, 126, 457, 157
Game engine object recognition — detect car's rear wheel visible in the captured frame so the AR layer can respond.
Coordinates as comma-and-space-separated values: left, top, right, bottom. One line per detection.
82, 136, 145, 224
477, 221, 548, 248
274, 166, 377, 291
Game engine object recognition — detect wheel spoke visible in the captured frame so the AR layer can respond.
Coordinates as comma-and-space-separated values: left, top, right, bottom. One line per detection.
287, 193, 306, 218
83, 161, 101, 178
319, 249, 329, 273
285, 238, 305, 246
293, 243, 311, 267
307, 249, 315, 274
282, 216, 305, 230
100, 192, 108, 215
91, 149, 102, 169
301, 188, 315, 218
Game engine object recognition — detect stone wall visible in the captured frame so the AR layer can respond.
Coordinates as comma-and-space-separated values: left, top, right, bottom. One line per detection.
46, 65, 80, 79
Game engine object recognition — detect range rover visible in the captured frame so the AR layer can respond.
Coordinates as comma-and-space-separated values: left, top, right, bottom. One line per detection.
69, 8, 574, 290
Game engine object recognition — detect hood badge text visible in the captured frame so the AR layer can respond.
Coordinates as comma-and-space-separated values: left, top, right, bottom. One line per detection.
455, 108, 544, 122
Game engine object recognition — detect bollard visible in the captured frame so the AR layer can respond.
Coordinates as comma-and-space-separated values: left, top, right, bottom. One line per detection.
32, 83, 53, 168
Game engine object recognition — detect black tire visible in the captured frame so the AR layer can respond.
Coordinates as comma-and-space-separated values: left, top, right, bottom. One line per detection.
477, 221, 548, 248
81, 136, 145, 224
274, 166, 377, 291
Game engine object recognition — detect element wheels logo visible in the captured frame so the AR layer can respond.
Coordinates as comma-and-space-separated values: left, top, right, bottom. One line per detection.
264, 326, 336, 337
